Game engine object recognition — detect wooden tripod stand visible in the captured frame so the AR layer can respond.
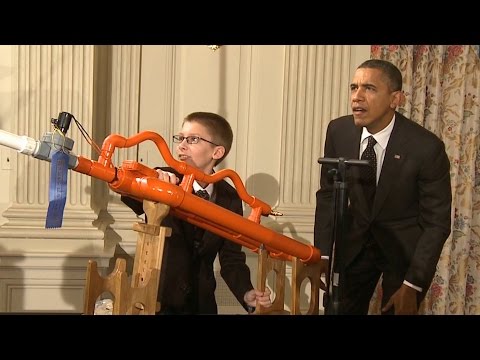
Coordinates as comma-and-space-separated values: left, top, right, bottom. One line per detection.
83, 201, 171, 315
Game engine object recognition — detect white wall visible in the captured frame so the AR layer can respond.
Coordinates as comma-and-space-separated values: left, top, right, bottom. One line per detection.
0, 45, 370, 313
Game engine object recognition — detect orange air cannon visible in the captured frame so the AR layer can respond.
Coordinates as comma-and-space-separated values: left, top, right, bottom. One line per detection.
0, 112, 321, 264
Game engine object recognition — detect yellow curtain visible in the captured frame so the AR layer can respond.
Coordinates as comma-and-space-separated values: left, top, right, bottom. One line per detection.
369, 45, 480, 314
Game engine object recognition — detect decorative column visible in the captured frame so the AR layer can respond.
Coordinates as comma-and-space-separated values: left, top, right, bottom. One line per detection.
276, 45, 353, 233
96, 45, 144, 255
0, 45, 105, 255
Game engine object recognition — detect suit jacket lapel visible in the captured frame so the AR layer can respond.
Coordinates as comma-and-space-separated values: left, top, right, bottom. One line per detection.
342, 122, 371, 220
201, 181, 230, 243
372, 114, 408, 219
345, 123, 363, 159
338, 119, 363, 184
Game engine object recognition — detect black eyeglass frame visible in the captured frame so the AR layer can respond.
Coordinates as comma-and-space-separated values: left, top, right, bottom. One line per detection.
172, 135, 220, 146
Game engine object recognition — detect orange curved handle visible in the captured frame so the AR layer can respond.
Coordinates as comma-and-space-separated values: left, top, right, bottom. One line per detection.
99, 132, 273, 217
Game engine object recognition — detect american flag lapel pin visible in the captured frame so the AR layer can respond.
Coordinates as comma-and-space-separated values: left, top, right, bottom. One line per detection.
394, 154, 401, 159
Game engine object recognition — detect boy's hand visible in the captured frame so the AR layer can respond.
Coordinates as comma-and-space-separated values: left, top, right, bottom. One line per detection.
156, 169, 179, 184
244, 287, 272, 308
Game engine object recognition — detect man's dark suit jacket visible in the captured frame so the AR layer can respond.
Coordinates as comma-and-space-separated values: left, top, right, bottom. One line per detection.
314, 112, 452, 292
121, 167, 253, 314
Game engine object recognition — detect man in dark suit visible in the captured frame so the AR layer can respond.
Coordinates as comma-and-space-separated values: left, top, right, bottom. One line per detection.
122, 112, 271, 314
314, 59, 452, 315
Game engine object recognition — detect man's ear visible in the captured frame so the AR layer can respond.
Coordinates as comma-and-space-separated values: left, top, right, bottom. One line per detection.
212, 146, 225, 161
391, 90, 403, 109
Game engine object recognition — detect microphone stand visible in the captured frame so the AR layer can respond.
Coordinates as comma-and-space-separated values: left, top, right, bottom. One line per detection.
317, 157, 369, 315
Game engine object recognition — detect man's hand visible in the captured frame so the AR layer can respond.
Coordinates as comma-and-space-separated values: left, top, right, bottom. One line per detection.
382, 283, 418, 315
244, 287, 272, 308
155, 169, 179, 184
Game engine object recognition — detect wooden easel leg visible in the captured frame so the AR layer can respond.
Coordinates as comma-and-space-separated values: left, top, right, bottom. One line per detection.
291, 257, 321, 315
255, 248, 289, 315
83, 257, 129, 315
127, 201, 171, 315
252, 251, 322, 315
83, 200, 171, 315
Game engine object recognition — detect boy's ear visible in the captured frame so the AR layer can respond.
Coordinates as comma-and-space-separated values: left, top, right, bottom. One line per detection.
212, 145, 225, 161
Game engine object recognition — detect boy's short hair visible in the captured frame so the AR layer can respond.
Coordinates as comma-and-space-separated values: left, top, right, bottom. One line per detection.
184, 112, 233, 165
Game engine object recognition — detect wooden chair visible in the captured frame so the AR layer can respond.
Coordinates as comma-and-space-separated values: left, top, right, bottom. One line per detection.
83, 201, 171, 315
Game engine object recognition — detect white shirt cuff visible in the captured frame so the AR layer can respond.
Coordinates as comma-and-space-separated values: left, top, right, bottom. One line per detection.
403, 280, 422, 292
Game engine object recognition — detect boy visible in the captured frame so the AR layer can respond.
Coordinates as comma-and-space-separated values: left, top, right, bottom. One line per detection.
122, 112, 271, 314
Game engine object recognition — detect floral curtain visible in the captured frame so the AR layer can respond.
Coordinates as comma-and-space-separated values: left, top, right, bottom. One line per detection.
369, 45, 480, 314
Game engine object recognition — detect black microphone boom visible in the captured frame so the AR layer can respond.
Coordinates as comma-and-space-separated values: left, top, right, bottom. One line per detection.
317, 156, 369, 315
318, 157, 370, 167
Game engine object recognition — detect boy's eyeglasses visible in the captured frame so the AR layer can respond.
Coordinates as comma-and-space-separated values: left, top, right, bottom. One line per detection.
172, 135, 219, 146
